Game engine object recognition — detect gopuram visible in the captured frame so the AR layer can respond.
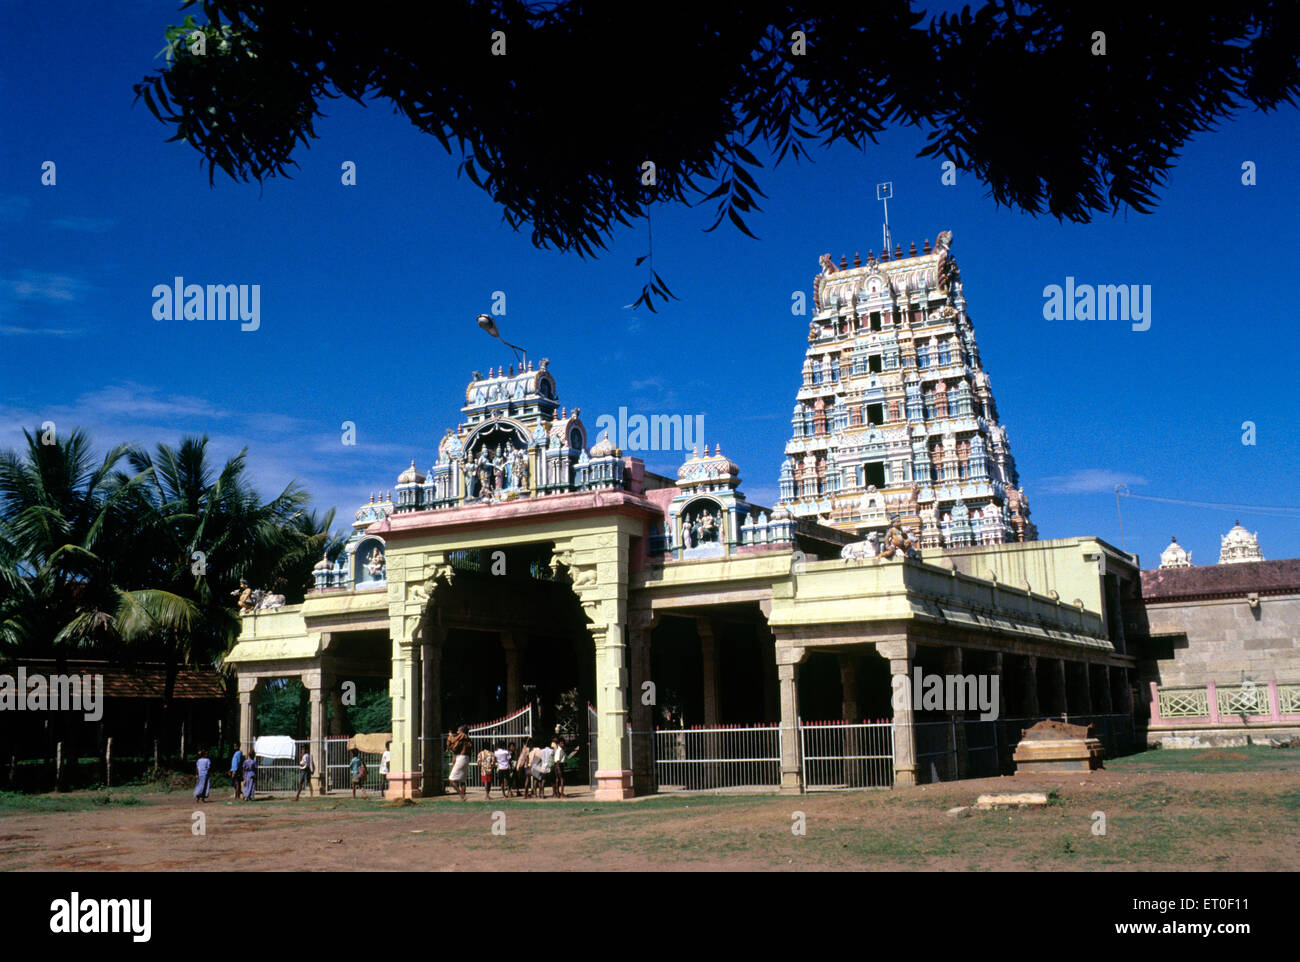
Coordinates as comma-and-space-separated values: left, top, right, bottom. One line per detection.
227, 232, 1147, 799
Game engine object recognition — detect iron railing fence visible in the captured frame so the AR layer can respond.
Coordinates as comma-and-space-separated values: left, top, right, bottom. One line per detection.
652, 724, 783, 791
800, 719, 894, 790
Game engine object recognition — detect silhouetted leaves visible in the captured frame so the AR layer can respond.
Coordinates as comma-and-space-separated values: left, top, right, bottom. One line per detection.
132, 2, 1299, 258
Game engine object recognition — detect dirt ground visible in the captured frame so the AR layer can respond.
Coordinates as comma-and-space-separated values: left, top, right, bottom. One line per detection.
2, 750, 1297, 871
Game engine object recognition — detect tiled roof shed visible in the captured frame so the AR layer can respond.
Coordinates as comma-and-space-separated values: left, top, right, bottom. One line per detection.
1, 659, 227, 700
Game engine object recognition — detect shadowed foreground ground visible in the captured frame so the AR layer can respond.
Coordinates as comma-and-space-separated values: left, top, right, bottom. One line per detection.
1, 748, 1296, 871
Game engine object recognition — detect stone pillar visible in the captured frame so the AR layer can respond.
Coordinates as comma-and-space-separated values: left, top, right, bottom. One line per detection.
942, 647, 968, 779
329, 686, 348, 736
1093, 664, 1113, 714
421, 633, 444, 796
385, 630, 423, 799
385, 550, 442, 799
838, 654, 858, 721
1117, 668, 1135, 718
992, 652, 1009, 718
307, 671, 327, 794
775, 647, 805, 792
558, 529, 633, 800
698, 619, 721, 727
501, 632, 522, 710
878, 642, 920, 785
237, 675, 258, 752
1053, 658, 1068, 717
628, 611, 657, 795
1072, 662, 1093, 716
1022, 655, 1039, 717
592, 620, 632, 800
991, 652, 1009, 773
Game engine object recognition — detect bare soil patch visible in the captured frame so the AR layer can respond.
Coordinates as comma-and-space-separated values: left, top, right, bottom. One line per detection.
2, 751, 1296, 872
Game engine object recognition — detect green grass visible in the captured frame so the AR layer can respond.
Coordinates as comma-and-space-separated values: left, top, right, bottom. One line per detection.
0, 789, 156, 813
1108, 745, 1299, 773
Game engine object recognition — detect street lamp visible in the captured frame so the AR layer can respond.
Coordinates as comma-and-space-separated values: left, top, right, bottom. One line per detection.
476, 313, 527, 369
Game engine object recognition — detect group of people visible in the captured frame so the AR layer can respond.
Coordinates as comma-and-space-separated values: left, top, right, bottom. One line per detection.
445, 725, 573, 801
198, 731, 580, 803
192, 746, 261, 802
192, 742, 394, 803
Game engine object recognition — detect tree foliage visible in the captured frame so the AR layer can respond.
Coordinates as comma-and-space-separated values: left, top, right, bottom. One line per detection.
135, 1, 1299, 273
0, 429, 337, 681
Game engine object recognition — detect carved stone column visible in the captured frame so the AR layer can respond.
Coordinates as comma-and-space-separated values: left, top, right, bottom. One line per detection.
237, 675, 258, 753
384, 550, 448, 799
878, 639, 917, 786
591, 621, 632, 799
306, 670, 326, 794
775, 645, 806, 792
561, 529, 633, 801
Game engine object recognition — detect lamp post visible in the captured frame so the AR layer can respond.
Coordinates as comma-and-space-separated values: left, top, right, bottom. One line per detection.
476, 314, 527, 369
1114, 483, 1129, 551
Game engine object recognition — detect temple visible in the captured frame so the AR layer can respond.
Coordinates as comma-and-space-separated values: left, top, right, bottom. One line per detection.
225, 231, 1298, 800
779, 232, 1035, 546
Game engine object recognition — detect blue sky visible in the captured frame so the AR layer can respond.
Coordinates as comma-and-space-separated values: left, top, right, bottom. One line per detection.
2, 3, 1298, 567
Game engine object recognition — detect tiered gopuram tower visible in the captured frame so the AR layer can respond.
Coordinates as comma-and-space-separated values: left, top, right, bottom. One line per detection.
776, 231, 1036, 548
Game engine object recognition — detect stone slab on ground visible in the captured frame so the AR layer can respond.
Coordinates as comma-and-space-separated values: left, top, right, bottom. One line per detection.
973, 791, 1050, 810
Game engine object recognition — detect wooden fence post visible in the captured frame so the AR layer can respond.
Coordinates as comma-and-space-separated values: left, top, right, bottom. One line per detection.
105, 737, 113, 788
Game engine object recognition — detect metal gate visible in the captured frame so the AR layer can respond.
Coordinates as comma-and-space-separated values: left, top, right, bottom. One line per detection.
799, 719, 893, 790
420, 704, 534, 785
654, 724, 783, 791
324, 736, 386, 793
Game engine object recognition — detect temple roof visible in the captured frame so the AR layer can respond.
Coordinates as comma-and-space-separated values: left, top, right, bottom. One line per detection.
1159, 536, 1192, 569
1219, 520, 1264, 564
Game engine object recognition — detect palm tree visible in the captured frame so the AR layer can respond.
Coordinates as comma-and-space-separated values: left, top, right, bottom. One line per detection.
2, 427, 341, 760
0, 428, 141, 659
261, 505, 346, 604
121, 436, 326, 743
0, 428, 195, 766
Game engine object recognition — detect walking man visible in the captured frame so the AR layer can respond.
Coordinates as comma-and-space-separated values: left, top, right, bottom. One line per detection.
294, 746, 315, 801
230, 744, 244, 799
446, 725, 472, 801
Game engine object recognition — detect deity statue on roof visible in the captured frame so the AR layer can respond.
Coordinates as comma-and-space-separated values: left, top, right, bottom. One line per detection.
880, 515, 915, 560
